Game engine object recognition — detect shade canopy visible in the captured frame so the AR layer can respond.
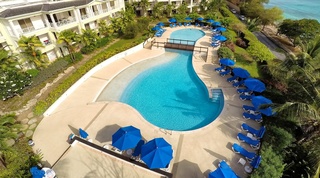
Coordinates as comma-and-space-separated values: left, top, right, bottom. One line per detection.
141, 138, 173, 169
169, 18, 177, 23
185, 17, 192, 21
214, 35, 227, 41
209, 161, 238, 178
244, 78, 266, 93
219, 58, 235, 66
152, 25, 161, 31
212, 21, 221, 26
197, 17, 204, 21
207, 19, 215, 23
79, 128, 88, 139
233, 68, 250, 79
30, 166, 45, 178
250, 155, 262, 169
112, 126, 142, 151
252, 96, 273, 116
216, 27, 226, 32
156, 22, 164, 26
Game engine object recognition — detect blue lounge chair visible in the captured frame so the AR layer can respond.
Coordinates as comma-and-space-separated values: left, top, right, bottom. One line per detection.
211, 43, 220, 47
250, 155, 262, 169
170, 24, 173, 28
227, 76, 238, 83
179, 22, 182, 26
239, 93, 255, 100
184, 22, 187, 26
243, 105, 260, 115
218, 160, 230, 169
241, 123, 266, 139
232, 143, 257, 160
243, 112, 263, 122
215, 66, 225, 72
233, 80, 245, 88
195, 23, 199, 26
237, 133, 260, 148
237, 88, 251, 94
220, 69, 231, 77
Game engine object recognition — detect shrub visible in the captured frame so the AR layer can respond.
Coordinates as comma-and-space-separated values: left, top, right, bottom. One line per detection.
31, 58, 69, 87
26, 69, 39, 77
80, 45, 96, 54
0, 70, 32, 100
250, 145, 285, 178
264, 125, 295, 153
236, 38, 248, 48
234, 52, 252, 63
224, 41, 235, 52
137, 17, 150, 31
217, 47, 234, 59
247, 41, 275, 62
96, 37, 110, 48
123, 22, 139, 39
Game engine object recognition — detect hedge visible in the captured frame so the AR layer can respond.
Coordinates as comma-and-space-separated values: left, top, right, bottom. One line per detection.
33, 35, 147, 115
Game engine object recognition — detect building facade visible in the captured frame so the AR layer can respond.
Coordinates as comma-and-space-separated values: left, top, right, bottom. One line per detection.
0, 0, 125, 61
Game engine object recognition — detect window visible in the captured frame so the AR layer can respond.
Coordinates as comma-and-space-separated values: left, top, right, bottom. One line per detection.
18, 18, 32, 29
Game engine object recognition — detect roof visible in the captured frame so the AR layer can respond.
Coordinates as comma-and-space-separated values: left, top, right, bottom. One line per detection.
0, 0, 94, 18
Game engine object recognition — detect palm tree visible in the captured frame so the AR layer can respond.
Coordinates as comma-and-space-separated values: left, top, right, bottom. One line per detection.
0, 48, 18, 71
57, 30, 80, 62
81, 29, 99, 47
199, 0, 208, 13
139, 0, 150, 17
177, 3, 188, 15
165, 3, 174, 17
98, 20, 112, 38
152, 2, 164, 19
17, 35, 47, 69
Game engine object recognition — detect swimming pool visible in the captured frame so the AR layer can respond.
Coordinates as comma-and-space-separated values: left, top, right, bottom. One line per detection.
116, 49, 223, 131
169, 29, 205, 45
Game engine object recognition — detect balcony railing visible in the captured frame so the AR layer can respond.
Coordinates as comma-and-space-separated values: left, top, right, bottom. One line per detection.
93, 11, 100, 16
50, 18, 76, 27
102, 9, 108, 13
22, 26, 35, 33
81, 14, 88, 20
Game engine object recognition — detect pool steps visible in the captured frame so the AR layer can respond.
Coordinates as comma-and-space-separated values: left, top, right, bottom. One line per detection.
211, 89, 222, 103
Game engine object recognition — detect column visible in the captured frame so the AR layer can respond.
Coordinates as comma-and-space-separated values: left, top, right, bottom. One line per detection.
49, 14, 58, 28
8, 20, 19, 37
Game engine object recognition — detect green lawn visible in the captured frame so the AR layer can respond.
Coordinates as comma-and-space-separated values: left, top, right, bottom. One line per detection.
233, 46, 260, 78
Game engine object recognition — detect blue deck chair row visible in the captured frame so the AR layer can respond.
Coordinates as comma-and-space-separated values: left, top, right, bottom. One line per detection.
241, 123, 266, 139
233, 80, 244, 88
243, 105, 260, 115
220, 69, 231, 77
227, 76, 238, 83
232, 143, 257, 161
243, 112, 263, 122
155, 28, 166, 37
239, 93, 255, 100
215, 66, 225, 72
237, 88, 251, 94
184, 22, 191, 26
169, 23, 177, 28
237, 133, 260, 149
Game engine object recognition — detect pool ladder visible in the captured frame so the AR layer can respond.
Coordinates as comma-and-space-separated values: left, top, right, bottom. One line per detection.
211, 89, 222, 103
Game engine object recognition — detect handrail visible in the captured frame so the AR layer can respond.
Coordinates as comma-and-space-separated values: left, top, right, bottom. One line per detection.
151, 38, 208, 54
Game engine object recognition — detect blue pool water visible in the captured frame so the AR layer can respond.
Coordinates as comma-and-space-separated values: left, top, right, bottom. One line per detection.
264, 0, 320, 22
119, 49, 223, 131
169, 29, 205, 45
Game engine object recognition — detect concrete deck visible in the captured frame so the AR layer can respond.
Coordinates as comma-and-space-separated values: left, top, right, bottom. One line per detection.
32, 26, 261, 178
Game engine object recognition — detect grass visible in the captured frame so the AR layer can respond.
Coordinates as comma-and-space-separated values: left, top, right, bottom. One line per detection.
233, 46, 260, 78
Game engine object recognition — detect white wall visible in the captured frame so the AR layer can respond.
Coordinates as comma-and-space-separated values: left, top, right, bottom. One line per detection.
31, 16, 45, 29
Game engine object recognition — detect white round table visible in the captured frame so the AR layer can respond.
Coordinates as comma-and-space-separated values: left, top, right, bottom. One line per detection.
126, 149, 133, 156
245, 165, 253, 173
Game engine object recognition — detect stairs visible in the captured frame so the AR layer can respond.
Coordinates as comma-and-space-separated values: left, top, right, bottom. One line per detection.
211, 89, 222, 103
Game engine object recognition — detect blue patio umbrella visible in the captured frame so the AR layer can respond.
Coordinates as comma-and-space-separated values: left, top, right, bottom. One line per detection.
112, 125, 142, 151
152, 25, 161, 31
79, 128, 88, 139
244, 78, 266, 93
197, 17, 204, 21
233, 68, 250, 79
185, 17, 192, 21
214, 35, 227, 41
156, 22, 164, 26
209, 161, 239, 178
212, 21, 221, 26
30, 166, 45, 178
252, 96, 273, 116
141, 138, 173, 169
250, 155, 262, 169
216, 27, 227, 32
207, 19, 215, 23
169, 18, 176, 23
219, 58, 235, 66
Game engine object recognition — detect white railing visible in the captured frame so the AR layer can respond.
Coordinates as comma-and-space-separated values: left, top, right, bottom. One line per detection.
55, 18, 76, 27
102, 9, 108, 13
22, 26, 35, 33
94, 11, 100, 16
81, 14, 88, 20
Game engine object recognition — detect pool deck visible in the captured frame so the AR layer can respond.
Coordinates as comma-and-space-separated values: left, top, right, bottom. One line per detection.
32, 26, 261, 178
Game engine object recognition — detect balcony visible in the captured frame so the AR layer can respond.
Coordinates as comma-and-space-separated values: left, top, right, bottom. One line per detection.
42, 39, 51, 46
81, 15, 88, 20
50, 18, 76, 27
102, 9, 108, 13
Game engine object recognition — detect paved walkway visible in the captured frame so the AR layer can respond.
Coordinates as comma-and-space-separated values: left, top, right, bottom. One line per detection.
32, 26, 261, 178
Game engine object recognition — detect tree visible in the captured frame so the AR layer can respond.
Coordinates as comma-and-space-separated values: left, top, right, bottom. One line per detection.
299, 36, 320, 61
165, 3, 174, 17
57, 30, 80, 62
231, 22, 246, 37
81, 29, 99, 47
17, 35, 47, 69
176, 3, 188, 15
279, 19, 320, 45
199, 0, 208, 13
123, 22, 139, 39
247, 41, 275, 62
241, 0, 264, 18
0, 48, 18, 71
139, 0, 150, 17
152, 2, 164, 19
98, 20, 112, 37
259, 7, 283, 30
207, 0, 225, 11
